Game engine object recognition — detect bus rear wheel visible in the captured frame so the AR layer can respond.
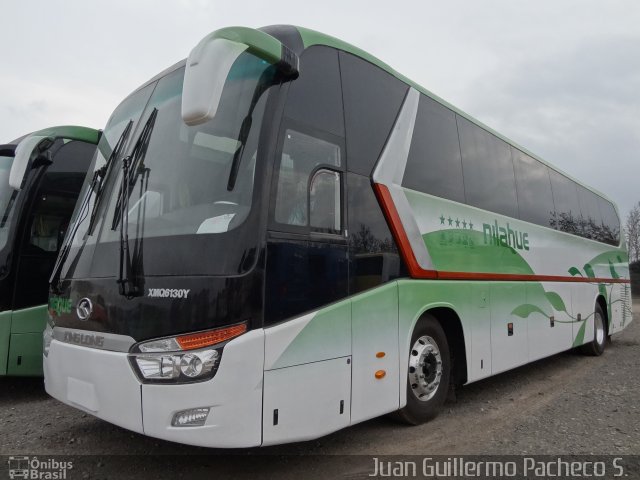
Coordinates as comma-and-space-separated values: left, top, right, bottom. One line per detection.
580, 304, 607, 356
396, 315, 451, 425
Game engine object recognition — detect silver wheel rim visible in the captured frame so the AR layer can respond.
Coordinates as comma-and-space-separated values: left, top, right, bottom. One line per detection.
595, 311, 605, 346
408, 335, 442, 402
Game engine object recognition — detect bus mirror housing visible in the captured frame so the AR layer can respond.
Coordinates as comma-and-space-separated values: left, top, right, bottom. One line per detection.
9, 134, 47, 190
9, 126, 100, 190
182, 26, 299, 126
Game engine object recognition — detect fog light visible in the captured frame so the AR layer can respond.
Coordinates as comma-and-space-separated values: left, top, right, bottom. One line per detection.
172, 407, 210, 427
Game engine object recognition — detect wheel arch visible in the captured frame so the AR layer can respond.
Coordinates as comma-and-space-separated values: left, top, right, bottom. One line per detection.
427, 307, 468, 387
596, 294, 609, 335
406, 303, 468, 386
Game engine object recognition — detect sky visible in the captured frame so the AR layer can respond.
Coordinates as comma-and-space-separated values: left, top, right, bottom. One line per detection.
1, 0, 639, 221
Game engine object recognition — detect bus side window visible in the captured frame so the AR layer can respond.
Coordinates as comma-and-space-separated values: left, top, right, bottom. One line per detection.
24, 140, 94, 253
274, 129, 342, 229
309, 170, 341, 234
25, 196, 69, 253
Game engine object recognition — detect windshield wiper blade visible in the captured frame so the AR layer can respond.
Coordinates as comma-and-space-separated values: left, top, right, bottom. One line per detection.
226, 67, 277, 191
112, 109, 157, 230
0, 191, 18, 228
49, 168, 102, 292
49, 120, 133, 293
87, 120, 134, 235
117, 108, 158, 298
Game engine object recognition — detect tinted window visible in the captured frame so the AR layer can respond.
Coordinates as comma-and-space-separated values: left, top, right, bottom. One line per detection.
577, 186, 603, 241
97, 64, 269, 243
403, 95, 465, 203
284, 47, 344, 137
512, 148, 555, 227
310, 170, 341, 234
48, 140, 95, 174
26, 140, 95, 252
598, 198, 620, 245
23, 190, 77, 253
274, 129, 341, 227
339, 52, 408, 175
549, 170, 581, 235
457, 116, 518, 218
47, 140, 96, 198
14, 144, 92, 310
347, 173, 404, 294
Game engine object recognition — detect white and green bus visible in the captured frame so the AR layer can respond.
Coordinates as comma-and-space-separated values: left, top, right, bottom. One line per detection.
0, 126, 98, 376
44, 25, 631, 447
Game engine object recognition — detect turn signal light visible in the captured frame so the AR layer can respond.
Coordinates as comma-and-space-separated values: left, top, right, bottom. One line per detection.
177, 323, 247, 350
375, 370, 386, 379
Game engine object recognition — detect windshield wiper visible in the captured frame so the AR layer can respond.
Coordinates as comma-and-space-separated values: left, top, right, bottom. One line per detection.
116, 108, 158, 298
226, 67, 277, 191
49, 121, 133, 293
87, 120, 134, 235
49, 167, 103, 293
0, 191, 18, 228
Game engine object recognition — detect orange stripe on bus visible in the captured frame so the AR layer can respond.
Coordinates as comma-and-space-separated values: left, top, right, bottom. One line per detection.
372, 183, 437, 279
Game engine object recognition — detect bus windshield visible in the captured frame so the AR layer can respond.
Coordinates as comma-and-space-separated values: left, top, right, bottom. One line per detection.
62, 50, 278, 278
0, 155, 17, 251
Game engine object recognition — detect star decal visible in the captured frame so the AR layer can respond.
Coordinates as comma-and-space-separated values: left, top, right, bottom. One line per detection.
469, 222, 474, 230
447, 217, 453, 226
439, 214, 445, 225
462, 220, 467, 229
455, 218, 460, 228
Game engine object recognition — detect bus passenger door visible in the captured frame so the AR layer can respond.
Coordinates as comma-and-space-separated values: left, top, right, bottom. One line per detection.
263, 125, 350, 444
262, 46, 352, 443
265, 126, 349, 326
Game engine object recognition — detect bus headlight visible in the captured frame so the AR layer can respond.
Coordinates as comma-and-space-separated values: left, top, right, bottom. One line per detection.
129, 323, 246, 384
133, 348, 220, 382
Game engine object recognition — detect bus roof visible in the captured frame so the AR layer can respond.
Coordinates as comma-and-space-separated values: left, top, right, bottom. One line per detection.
293, 26, 616, 207
28, 125, 101, 145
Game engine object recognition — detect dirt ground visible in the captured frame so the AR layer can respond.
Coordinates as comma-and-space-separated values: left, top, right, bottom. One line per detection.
1, 300, 638, 479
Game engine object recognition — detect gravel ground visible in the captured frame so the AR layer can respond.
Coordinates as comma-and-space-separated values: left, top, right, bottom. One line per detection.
1, 300, 638, 479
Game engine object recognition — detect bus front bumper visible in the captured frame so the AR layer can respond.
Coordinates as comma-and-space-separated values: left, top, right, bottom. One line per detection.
43, 328, 264, 448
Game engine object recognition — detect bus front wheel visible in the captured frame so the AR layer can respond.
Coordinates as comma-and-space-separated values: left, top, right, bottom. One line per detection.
580, 303, 607, 356
397, 315, 451, 425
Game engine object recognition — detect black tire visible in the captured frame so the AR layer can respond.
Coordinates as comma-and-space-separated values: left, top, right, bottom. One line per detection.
396, 314, 451, 425
579, 304, 607, 356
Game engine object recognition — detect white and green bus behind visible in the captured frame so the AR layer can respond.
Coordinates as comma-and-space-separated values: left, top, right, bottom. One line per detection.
43, 26, 631, 447
0, 126, 98, 376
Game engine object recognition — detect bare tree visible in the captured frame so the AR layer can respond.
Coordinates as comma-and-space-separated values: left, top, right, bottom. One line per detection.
626, 202, 640, 263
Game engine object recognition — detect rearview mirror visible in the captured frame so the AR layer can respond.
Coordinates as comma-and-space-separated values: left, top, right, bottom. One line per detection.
9, 126, 100, 191
182, 26, 299, 126
9, 134, 47, 190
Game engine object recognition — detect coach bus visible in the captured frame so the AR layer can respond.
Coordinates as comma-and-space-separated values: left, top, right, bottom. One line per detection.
43, 25, 631, 447
0, 126, 98, 376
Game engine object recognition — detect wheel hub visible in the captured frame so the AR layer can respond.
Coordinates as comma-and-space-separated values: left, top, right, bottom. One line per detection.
408, 335, 442, 402
595, 311, 605, 346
